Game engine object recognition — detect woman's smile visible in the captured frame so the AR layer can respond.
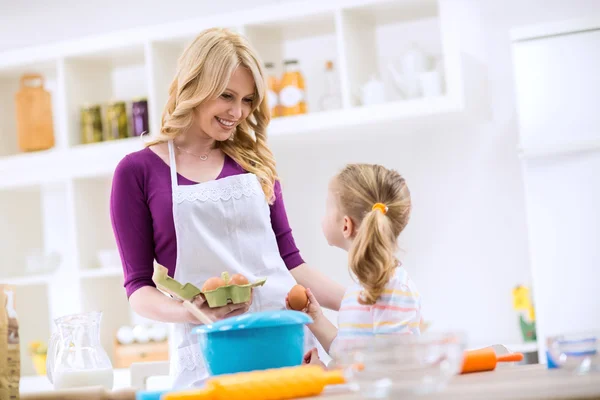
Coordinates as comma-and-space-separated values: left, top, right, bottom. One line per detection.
215, 116, 236, 130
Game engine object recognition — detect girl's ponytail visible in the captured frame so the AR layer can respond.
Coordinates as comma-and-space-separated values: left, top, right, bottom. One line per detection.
349, 205, 398, 305
335, 164, 411, 305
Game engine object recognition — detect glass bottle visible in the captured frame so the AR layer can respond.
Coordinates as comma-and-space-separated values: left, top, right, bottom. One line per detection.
264, 62, 280, 118
279, 59, 307, 116
319, 60, 342, 111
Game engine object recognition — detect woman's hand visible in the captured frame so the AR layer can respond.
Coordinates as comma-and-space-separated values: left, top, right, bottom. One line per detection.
303, 347, 326, 369
286, 288, 323, 323
188, 290, 253, 324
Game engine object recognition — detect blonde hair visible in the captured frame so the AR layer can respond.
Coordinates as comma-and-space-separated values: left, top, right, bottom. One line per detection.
334, 164, 411, 305
146, 27, 277, 202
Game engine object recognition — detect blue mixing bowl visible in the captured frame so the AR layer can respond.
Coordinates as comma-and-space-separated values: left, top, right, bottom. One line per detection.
192, 309, 313, 376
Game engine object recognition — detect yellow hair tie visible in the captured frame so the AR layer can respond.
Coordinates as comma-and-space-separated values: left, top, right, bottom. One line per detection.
372, 203, 388, 215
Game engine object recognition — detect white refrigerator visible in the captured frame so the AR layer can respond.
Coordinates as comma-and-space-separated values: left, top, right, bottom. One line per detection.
511, 19, 600, 363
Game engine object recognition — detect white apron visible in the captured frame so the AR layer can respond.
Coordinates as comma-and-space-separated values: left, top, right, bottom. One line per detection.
165, 140, 317, 388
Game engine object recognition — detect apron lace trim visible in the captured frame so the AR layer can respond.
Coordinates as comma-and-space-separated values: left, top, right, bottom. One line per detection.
174, 178, 259, 203
175, 345, 205, 373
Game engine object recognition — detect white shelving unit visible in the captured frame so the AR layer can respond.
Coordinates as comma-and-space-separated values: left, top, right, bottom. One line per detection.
0, 0, 487, 376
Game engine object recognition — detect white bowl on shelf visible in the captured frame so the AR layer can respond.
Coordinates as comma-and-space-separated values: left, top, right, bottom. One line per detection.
25, 249, 61, 274
96, 249, 120, 269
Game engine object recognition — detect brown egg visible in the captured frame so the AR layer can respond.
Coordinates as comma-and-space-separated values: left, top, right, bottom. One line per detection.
202, 276, 226, 292
288, 284, 308, 311
230, 273, 249, 286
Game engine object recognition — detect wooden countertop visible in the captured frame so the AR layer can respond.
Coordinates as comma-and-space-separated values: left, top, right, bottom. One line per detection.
314, 365, 600, 400
19, 365, 600, 400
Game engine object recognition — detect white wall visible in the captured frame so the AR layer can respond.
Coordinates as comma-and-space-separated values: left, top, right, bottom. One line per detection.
2, 0, 598, 348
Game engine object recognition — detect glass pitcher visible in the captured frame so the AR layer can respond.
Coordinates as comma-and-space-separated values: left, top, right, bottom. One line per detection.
46, 311, 114, 390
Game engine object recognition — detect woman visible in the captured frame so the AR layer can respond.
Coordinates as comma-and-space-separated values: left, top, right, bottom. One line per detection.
109, 28, 345, 388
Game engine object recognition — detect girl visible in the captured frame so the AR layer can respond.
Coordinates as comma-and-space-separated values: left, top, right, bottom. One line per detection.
289, 163, 422, 367
110, 28, 344, 388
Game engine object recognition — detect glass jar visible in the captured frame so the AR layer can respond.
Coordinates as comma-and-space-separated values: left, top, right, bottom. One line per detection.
80, 104, 103, 144
131, 98, 149, 136
547, 332, 600, 374
105, 101, 128, 140
46, 311, 114, 390
279, 59, 307, 116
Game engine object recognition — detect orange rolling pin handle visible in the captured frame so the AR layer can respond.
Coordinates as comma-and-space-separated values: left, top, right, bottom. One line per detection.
163, 365, 346, 400
497, 353, 524, 363
460, 348, 524, 374
161, 389, 213, 400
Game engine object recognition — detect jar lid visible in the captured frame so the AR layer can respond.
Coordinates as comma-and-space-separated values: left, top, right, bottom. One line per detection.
192, 309, 312, 335
81, 103, 102, 110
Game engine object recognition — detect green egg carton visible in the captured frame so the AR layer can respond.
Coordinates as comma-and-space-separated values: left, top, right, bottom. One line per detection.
202, 271, 267, 308
153, 263, 202, 301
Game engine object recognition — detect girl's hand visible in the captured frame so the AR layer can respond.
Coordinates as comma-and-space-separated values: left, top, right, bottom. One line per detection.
286, 288, 323, 323
303, 347, 326, 369
188, 290, 252, 324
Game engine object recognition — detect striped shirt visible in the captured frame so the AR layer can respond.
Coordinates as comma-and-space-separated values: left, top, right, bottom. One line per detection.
335, 266, 421, 343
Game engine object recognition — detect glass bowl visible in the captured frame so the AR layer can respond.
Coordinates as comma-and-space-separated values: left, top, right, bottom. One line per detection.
329, 331, 466, 399
547, 332, 600, 374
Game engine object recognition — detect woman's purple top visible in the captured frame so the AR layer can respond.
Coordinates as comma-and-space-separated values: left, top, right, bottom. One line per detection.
109, 147, 305, 298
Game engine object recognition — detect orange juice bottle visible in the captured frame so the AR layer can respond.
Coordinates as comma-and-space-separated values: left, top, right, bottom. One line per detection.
279, 59, 307, 116
264, 62, 280, 118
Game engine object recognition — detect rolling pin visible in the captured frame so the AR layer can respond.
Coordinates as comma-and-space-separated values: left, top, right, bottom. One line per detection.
461, 347, 524, 374
162, 365, 346, 400
20, 387, 136, 400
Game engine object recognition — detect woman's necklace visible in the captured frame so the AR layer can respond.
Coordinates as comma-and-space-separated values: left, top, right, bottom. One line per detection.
176, 144, 215, 161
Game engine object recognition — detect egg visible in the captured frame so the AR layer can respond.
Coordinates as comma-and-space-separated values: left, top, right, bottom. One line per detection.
132, 325, 150, 343
230, 273, 249, 286
288, 284, 308, 311
202, 276, 226, 292
148, 323, 168, 342
116, 326, 134, 345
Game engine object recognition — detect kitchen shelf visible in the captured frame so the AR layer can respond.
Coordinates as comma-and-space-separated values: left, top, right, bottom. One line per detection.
268, 94, 460, 136
1, 274, 52, 286
80, 268, 123, 279
62, 44, 149, 147
0, 149, 61, 190
72, 176, 119, 272
0, 0, 486, 189
244, 11, 342, 115
0, 95, 474, 190
338, 0, 443, 107
0, 186, 46, 281
0, 0, 491, 355
0, 136, 145, 190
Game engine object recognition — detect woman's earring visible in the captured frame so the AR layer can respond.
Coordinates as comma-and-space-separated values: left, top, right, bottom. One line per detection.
229, 130, 235, 141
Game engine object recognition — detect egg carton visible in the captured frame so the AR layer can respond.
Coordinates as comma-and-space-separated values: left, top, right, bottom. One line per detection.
152, 264, 266, 309
203, 272, 267, 308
